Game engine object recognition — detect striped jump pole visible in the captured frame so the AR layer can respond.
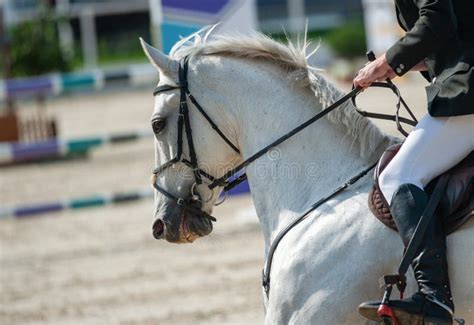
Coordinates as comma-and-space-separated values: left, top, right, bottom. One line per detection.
0, 65, 157, 101
0, 186, 252, 219
0, 189, 153, 219
0, 129, 153, 164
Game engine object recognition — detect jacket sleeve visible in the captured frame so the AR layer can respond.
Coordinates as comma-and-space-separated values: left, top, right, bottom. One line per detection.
386, 0, 457, 76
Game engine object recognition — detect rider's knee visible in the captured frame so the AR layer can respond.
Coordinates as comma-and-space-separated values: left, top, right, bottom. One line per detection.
379, 163, 412, 205
379, 168, 397, 204
379, 164, 425, 205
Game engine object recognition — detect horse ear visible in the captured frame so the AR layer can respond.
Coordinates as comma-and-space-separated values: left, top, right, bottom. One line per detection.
139, 38, 178, 78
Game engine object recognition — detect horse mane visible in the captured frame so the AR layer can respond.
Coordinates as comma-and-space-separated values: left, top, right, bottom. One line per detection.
170, 26, 397, 160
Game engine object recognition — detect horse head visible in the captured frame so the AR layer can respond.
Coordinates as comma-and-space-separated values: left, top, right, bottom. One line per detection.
140, 38, 242, 243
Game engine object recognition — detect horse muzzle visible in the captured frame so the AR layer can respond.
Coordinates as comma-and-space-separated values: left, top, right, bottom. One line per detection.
152, 199, 214, 243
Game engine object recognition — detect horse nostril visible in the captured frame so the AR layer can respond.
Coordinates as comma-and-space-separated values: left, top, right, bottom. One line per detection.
152, 219, 165, 239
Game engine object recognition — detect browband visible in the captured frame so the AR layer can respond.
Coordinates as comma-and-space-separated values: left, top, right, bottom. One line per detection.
153, 84, 183, 96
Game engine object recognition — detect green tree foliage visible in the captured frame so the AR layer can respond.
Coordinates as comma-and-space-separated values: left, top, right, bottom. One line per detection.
9, 8, 72, 77
325, 21, 367, 58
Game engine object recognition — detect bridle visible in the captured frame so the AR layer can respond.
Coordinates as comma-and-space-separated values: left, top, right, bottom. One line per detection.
151, 56, 240, 223
151, 55, 417, 295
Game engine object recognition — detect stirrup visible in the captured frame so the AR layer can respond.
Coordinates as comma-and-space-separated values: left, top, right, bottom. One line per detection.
377, 282, 399, 325
375, 280, 466, 325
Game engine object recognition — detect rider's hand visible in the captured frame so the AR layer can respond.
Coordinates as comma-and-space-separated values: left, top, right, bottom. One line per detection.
353, 53, 396, 89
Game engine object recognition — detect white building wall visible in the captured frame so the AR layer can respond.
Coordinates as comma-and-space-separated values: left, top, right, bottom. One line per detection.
362, 0, 401, 56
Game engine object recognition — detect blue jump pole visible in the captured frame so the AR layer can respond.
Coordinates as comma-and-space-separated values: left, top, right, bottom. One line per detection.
0, 185, 251, 219
0, 66, 157, 101
0, 190, 154, 219
0, 129, 153, 164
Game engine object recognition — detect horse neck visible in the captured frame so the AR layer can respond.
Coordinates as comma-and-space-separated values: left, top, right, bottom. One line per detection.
212, 58, 391, 250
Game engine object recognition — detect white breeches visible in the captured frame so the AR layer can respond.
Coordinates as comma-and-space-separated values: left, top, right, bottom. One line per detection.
379, 114, 474, 204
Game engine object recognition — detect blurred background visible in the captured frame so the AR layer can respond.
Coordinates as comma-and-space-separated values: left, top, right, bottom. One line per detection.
0, 1, 428, 324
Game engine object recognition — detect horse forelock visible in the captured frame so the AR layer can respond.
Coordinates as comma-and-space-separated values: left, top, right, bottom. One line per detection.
170, 25, 397, 160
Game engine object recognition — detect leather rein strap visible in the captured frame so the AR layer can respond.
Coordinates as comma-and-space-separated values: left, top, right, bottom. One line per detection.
207, 82, 417, 191
351, 82, 418, 137
352, 51, 418, 137
207, 86, 364, 190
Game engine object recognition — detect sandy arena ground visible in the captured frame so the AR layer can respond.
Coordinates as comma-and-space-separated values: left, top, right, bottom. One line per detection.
0, 73, 429, 324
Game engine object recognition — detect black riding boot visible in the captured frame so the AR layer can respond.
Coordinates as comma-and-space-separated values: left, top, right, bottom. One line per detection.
359, 184, 454, 324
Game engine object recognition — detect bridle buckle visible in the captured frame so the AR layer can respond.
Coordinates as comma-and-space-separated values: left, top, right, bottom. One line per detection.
191, 182, 213, 203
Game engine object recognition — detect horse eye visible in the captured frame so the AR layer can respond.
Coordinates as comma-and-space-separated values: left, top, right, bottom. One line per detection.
152, 118, 166, 134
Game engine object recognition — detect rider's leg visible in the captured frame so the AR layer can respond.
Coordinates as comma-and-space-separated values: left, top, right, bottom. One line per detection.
360, 184, 453, 324
359, 114, 474, 324
379, 113, 474, 204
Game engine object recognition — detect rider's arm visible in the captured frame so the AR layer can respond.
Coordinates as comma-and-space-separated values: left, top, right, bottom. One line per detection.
386, 0, 457, 76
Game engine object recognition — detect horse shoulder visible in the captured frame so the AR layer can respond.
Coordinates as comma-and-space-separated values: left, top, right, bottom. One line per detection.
266, 184, 402, 323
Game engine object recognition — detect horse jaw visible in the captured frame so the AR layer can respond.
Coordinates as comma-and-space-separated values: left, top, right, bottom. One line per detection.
139, 38, 179, 79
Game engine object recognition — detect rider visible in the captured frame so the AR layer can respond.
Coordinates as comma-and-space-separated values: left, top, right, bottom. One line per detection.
353, 0, 473, 324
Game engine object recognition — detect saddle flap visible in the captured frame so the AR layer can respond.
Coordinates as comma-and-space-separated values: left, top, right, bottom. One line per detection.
439, 153, 474, 214
369, 145, 474, 235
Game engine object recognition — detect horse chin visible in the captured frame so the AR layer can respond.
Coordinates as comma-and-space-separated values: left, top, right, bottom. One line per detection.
186, 211, 214, 241
166, 210, 213, 244
179, 214, 200, 243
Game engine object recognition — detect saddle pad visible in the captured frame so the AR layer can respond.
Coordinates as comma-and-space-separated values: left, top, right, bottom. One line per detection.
369, 144, 474, 235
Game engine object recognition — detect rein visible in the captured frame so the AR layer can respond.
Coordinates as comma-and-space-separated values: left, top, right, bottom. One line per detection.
354, 51, 418, 137
151, 56, 416, 295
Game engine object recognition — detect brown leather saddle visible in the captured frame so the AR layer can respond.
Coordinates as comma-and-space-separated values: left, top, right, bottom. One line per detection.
369, 144, 474, 234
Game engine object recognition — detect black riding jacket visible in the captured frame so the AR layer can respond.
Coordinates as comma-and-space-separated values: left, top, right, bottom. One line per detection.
386, 0, 474, 116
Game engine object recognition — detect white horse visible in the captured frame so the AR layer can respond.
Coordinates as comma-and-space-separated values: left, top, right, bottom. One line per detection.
141, 28, 473, 324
